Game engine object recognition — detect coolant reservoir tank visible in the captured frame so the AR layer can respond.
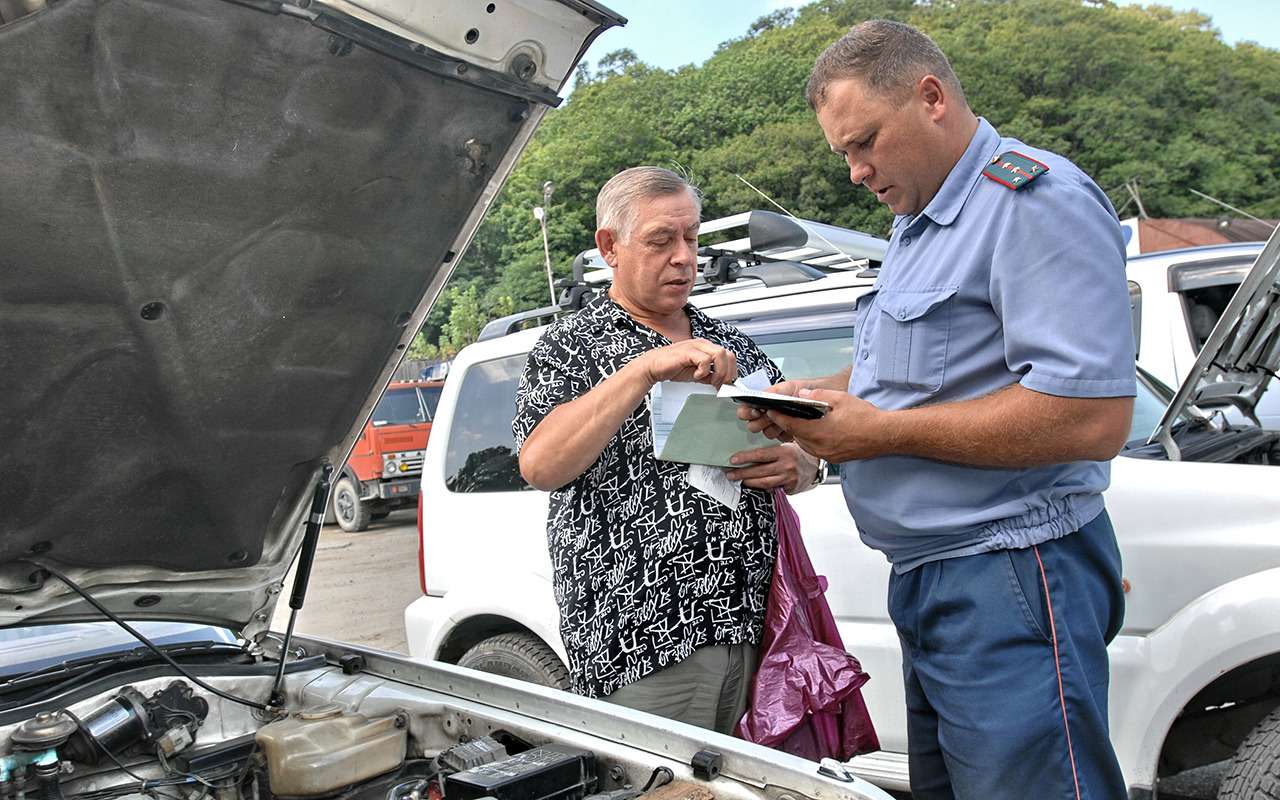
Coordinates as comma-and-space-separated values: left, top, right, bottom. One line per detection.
255, 705, 407, 796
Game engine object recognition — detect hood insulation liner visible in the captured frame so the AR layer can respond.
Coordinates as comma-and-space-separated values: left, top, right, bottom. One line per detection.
0, 0, 533, 572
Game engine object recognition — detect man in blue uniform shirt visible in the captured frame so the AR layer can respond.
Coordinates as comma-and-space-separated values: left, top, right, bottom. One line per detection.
734, 20, 1136, 800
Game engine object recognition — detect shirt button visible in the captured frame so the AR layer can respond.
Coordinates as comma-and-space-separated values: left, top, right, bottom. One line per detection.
902, 236, 911, 246
898, 309, 907, 320
861, 350, 869, 360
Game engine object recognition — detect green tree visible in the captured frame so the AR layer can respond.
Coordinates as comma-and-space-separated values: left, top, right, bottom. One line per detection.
423, 0, 1280, 355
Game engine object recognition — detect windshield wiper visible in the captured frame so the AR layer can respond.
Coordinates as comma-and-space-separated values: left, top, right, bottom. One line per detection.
0, 641, 249, 708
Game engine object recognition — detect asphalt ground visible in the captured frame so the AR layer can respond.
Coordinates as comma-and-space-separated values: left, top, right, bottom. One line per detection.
270, 509, 419, 654
279, 510, 1224, 799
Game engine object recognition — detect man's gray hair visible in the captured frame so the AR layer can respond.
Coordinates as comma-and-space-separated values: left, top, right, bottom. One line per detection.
805, 20, 965, 110
596, 166, 702, 243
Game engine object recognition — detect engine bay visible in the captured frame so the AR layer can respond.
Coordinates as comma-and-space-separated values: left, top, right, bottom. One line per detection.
0, 660, 772, 800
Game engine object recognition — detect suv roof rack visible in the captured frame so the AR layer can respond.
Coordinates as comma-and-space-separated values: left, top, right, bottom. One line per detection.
474, 210, 887, 342
476, 303, 565, 342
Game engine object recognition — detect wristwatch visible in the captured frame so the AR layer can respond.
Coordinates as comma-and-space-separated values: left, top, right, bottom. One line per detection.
792, 457, 827, 494
810, 458, 829, 488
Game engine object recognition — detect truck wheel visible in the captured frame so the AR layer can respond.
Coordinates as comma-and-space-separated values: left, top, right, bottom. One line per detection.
1219, 706, 1280, 800
458, 633, 572, 691
332, 476, 371, 532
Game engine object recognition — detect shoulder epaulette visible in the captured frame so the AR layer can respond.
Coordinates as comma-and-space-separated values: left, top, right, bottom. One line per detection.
982, 150, 1048, 190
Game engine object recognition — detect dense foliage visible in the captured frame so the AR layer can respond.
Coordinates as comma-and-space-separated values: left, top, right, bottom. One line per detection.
412, 0, 1280, 358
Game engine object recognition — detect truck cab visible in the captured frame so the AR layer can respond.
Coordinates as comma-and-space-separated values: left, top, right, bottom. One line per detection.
332, 380, 443, 531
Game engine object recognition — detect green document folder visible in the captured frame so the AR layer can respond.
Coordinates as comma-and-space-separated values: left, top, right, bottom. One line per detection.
654, 393, 778, 467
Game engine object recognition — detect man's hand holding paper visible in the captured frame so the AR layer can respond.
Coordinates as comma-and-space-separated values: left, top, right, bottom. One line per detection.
639, 338, 736, 389
725, 443, 817, 493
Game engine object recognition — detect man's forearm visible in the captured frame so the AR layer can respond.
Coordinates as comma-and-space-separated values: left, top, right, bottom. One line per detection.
519, 359, 654, 490
879, 384, 1133, 468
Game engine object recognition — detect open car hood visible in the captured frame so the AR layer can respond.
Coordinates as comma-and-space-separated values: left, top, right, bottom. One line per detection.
1152, 225, 1280, 453
0, 0, 621, 634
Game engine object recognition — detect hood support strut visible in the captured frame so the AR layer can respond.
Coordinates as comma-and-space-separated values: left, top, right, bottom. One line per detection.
269, 465, 333, 708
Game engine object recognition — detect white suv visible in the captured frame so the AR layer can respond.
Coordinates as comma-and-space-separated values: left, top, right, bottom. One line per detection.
406, 212, 1280, 798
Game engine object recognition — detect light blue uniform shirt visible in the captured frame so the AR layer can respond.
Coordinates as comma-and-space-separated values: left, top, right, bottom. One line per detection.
843, 119, 1136, 573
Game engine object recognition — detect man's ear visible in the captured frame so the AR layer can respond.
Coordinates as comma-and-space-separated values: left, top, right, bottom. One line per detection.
595, 227, 619, 266
918, 74, 948, 122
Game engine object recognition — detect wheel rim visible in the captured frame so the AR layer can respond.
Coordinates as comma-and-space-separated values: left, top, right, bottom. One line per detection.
336, 487, 356, 523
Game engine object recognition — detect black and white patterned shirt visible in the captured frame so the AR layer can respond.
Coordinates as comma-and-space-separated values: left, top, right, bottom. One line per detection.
513, 295, 782, 698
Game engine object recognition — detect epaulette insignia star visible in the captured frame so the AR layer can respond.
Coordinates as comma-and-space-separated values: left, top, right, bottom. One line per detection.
982, 150, 1049, 190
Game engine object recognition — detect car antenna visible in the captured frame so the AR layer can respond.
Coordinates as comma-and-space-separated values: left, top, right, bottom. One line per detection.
733, 173, 866, 272
269, 464, 334, 709
1189, 187, 1274, 228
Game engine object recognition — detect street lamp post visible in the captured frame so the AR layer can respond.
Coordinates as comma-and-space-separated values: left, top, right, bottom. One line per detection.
534, 181, 556, 308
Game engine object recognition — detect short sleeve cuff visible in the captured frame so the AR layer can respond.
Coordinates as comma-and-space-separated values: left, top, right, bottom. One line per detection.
1020, 372, 1137, 399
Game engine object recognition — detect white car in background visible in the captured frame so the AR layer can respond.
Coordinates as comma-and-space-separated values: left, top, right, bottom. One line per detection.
1128, 240, 1280, 428
406, 213, 1280, 800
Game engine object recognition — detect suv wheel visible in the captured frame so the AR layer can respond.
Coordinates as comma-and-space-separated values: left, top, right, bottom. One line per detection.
332, 476, 371, 532
1219, 706, 1280, 800
458, 632, 572, 691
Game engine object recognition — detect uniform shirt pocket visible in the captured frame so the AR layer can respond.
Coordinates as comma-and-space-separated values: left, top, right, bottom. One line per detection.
875, 286, 959, 394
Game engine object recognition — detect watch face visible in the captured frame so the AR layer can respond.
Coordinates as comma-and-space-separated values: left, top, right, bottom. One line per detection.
811, 461, 828, 487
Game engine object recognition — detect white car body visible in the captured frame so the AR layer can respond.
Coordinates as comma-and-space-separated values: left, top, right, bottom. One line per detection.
407, 253, 1280, 797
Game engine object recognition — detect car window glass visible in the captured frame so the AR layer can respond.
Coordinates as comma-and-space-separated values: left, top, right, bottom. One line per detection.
444, 355, 530, 493
751, 328, 855, 380
1131, 368, 1198, 442
372, 388, 425, 425
748, 327, 853, 479
0, 622, 236, 678
1129, 377, 1171, 443
419, 386, 443, 421
1180, 284, 1238, 350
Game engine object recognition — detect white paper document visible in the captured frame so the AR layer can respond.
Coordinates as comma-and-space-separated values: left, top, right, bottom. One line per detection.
736, 368, 774, 392
687, 463, 742, 509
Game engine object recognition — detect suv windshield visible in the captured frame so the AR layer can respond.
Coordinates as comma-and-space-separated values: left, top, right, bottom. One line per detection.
373, 388, 426, 425
0, 622, 238, 678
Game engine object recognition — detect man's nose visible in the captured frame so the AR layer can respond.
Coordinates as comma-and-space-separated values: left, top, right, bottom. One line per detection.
848, 159, 873, 187
671, 241, 696, 267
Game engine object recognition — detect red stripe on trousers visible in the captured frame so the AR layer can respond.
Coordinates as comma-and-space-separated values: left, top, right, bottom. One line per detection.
1033, 545, 1083, 800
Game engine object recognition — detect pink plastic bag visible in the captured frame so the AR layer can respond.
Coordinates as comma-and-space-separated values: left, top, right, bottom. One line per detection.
735, 489, 880, 760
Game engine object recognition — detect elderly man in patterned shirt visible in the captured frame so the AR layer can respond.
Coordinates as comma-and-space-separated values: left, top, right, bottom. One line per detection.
513, 166, 821, 733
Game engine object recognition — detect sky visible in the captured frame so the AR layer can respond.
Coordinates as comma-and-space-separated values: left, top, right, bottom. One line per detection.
578, 0, 1278, 82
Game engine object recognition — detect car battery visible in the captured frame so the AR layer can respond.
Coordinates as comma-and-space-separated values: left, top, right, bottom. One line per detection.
443, 744, 596, 800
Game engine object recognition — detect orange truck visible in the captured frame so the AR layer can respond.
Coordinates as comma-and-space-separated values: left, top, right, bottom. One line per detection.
330, 380, 444, 532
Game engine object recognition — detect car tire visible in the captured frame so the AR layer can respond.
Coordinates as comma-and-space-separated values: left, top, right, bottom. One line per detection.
458, 632, 572, 691
1219, 706, 1280, 800
332, 476, 371, 533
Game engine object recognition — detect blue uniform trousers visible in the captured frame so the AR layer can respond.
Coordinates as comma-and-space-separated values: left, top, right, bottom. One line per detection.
887, 511, 1127, 799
